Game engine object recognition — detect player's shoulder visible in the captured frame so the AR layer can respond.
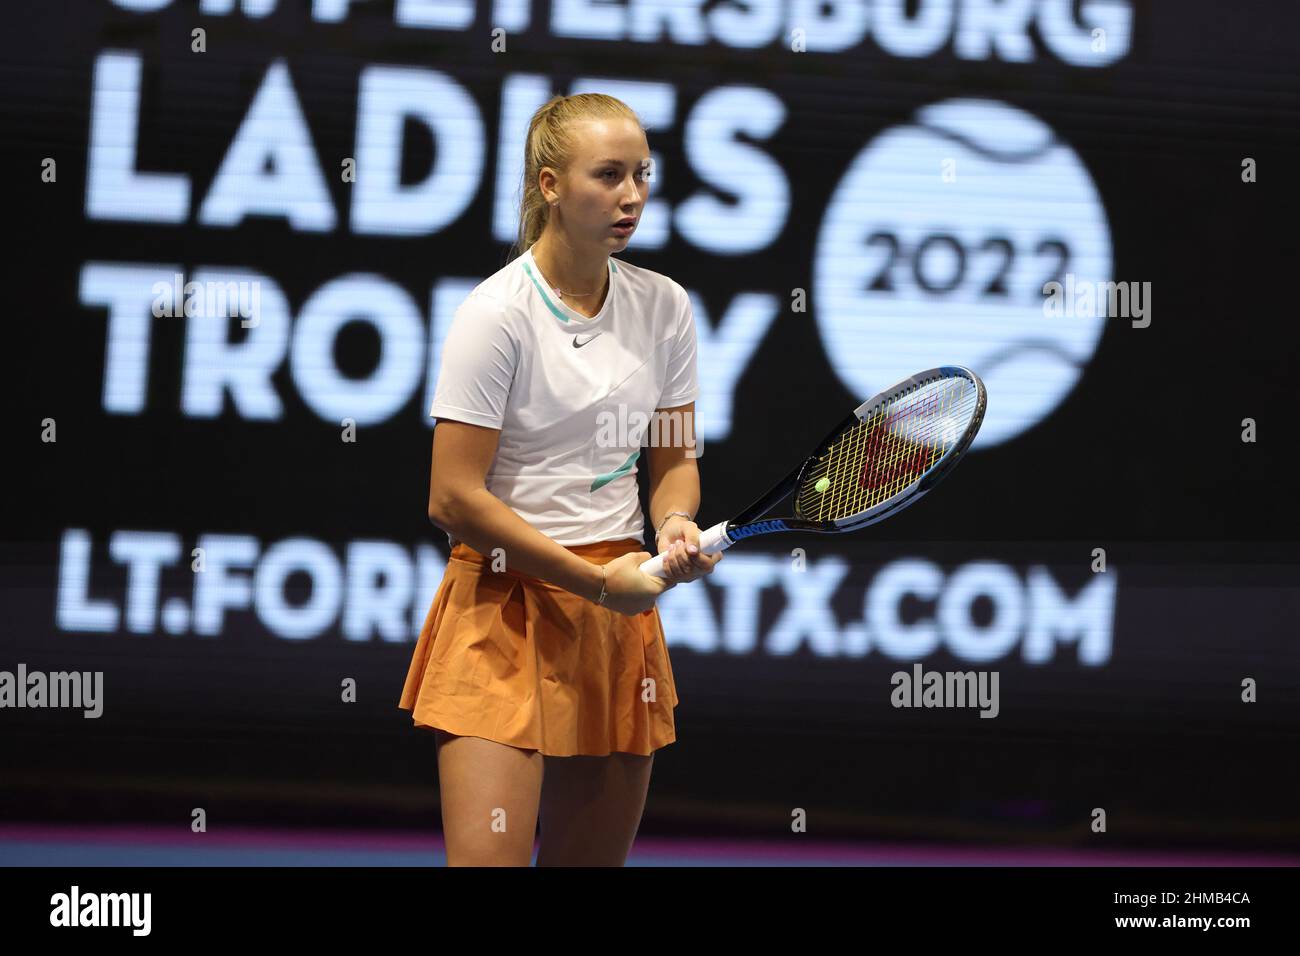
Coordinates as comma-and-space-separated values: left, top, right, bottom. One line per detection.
456, 252, 536, 323
611, 255, 688, 315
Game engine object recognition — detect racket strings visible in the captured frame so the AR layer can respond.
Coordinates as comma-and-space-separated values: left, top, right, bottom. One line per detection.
796, 377, 979, 521
857, 379, 976, 506
861, 381, 974, 505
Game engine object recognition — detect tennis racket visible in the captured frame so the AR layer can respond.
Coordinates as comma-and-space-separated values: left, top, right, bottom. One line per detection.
640, 365, 987, 578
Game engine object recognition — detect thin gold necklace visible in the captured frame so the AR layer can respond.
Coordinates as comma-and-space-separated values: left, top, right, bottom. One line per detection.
535, 253, 606, 297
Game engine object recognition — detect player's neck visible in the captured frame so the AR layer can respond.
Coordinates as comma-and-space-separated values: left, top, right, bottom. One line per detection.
531, 234, 609, 309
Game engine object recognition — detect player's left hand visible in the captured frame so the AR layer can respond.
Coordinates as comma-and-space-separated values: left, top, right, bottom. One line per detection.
655, 516, 723, 585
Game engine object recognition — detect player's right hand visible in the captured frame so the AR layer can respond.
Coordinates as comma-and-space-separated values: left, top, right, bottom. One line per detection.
599, 551, 674, 617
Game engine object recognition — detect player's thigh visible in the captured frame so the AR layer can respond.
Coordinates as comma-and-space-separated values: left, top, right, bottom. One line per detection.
536, 751, 654, 866
434, 729, 544, 866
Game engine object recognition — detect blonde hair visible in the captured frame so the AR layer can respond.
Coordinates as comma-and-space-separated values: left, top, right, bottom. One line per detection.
510, 93, 643, 262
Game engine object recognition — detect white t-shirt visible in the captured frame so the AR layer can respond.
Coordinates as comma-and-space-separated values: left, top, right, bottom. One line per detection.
429, 244, 700, 546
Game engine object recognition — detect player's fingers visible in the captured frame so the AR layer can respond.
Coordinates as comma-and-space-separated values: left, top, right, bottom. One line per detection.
689, 547, 718, 567
674, 540, 689, 575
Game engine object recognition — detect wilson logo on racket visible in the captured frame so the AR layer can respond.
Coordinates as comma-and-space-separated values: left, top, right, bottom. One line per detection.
727, 519, 790, 541
640, 366, 987, 580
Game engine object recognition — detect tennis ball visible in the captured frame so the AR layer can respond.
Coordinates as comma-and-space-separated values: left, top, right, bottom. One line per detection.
815, 477, 831, 493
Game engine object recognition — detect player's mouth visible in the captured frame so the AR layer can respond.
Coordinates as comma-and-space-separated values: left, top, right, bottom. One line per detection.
612, 218, 636, 236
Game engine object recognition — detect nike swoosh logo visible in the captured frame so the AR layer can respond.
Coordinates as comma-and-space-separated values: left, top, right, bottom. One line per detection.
573, 333, 602, 348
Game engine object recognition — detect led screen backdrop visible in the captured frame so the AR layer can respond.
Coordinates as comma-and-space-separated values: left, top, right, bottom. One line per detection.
5, 0, 1298, 843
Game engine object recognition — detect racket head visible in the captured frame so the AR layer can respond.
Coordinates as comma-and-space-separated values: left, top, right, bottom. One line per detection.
791, 365, 986, 530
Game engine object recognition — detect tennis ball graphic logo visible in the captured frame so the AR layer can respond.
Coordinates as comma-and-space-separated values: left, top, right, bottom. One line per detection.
814, 99, 1112, 449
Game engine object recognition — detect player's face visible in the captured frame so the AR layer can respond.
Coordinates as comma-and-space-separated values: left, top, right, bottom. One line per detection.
558, 118, 651, 251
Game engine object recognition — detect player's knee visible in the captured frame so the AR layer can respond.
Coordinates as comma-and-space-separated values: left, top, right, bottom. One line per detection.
446, 832, 534, 866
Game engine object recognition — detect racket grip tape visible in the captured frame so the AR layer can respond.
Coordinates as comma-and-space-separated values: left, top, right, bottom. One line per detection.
638, 520, 732, 579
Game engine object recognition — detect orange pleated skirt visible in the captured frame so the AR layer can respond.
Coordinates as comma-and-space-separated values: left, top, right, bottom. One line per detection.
397, 537, 680, 757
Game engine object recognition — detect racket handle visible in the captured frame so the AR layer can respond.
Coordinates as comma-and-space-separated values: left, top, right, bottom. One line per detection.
638, 520, 732, 579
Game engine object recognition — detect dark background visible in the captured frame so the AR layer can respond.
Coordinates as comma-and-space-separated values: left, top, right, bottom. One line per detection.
3, 0, 1298, 852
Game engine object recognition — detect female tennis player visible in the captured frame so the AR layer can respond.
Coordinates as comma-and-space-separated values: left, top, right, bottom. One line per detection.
397, 93, 721, 866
